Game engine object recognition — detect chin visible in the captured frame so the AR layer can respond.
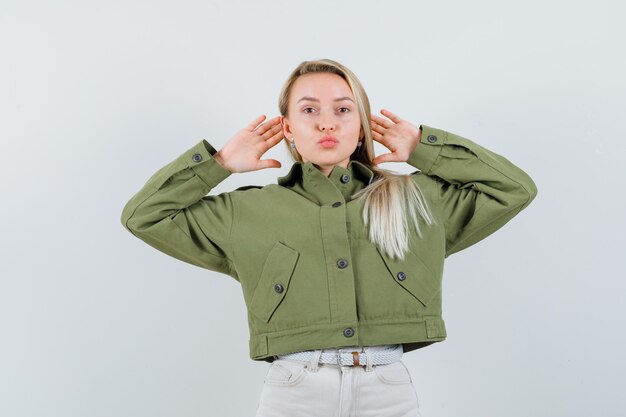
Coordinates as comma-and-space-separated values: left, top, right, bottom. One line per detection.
320, 149, 352, 159
313, 155, 350, 164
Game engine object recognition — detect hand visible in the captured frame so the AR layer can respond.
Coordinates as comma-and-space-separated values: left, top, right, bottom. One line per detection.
370, 109, 422, 166
215, 115, 285, 173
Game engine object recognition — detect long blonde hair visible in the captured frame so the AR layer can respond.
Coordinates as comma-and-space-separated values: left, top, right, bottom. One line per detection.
278, 59, 436, 260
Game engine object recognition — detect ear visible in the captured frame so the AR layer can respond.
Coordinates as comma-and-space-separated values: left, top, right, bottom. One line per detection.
280, 115, 292, 138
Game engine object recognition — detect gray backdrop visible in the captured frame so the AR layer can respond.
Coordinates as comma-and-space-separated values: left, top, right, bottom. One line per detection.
2, 0, 624, 416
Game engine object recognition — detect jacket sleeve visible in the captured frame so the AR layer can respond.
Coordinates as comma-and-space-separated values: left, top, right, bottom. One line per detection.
120, 139, 238, 279
407, 124, 538, 258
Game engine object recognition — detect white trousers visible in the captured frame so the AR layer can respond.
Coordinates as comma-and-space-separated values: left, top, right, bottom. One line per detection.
254, 346, 422, 417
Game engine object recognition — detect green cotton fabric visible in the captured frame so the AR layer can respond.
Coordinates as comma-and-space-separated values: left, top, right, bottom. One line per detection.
120, 124, 537, 363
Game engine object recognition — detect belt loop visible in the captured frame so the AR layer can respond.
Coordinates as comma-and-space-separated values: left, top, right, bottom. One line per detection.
336, 348, 343, 367
307, 349, 323, 373
364, 346, 374, 372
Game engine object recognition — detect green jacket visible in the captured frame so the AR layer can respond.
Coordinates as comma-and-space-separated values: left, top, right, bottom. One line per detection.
120, 124, 537, 363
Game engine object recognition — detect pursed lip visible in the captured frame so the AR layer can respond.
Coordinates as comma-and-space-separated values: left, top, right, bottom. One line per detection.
318, 135, 338, 143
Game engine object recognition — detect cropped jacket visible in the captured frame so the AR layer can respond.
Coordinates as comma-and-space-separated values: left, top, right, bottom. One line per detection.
120, 124, 538, 363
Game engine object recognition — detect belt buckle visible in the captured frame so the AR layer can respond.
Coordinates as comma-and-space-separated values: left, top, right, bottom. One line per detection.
337, 348, 361, 366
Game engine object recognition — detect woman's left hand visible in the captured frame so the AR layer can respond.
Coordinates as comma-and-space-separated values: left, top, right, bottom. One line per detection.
370, 109, 421, 165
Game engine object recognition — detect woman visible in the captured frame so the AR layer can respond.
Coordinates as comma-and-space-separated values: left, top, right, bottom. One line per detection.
121, 59, 537, 416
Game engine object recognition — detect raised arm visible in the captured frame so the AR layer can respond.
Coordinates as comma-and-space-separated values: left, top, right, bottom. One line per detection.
120, 114, 285, 279
120, 139, 237, 277
407, 124, 538, 257
370, 109, 537, 258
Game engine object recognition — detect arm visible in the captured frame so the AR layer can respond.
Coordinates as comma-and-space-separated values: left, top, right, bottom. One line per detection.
120, 139, 238, 279
407, 124, 538, 257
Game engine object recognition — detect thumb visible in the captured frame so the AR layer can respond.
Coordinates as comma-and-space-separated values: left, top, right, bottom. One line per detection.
371, 153, 393, 166
257, 159, 282, 170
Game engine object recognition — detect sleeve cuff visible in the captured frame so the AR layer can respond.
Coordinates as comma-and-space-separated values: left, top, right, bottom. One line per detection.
186, 139, 233, 188
406, 124, 447, 175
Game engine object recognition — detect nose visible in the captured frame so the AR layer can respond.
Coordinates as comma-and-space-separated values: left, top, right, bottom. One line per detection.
318, 113, 336, 132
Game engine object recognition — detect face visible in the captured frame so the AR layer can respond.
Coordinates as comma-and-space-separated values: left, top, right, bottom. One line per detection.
281, 72, 363, 176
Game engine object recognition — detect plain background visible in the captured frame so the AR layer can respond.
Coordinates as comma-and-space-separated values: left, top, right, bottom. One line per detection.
2, 0, 624, 416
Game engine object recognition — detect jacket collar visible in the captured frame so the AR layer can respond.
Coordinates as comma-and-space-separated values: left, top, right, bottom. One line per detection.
277, 159, 375, 205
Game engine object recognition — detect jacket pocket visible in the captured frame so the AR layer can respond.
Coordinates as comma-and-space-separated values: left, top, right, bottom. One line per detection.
376, 247, 440, 307
249, 241, 300, 323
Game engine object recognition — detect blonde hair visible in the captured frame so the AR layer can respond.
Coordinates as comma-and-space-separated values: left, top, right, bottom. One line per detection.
278, 58, 436, 260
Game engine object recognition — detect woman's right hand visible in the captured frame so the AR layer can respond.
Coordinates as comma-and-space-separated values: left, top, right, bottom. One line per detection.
214, 115, 285, 173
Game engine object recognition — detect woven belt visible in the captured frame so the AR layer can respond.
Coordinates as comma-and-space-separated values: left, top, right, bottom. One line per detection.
276, 344, 403, 367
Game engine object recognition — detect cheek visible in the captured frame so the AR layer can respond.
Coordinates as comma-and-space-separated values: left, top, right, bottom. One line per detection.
293, 116, 316, 131
348, 113, 361, 127
349, 119, 362, 134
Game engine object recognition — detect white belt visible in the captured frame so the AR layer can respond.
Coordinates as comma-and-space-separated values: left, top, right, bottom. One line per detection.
276, 344, 403, 367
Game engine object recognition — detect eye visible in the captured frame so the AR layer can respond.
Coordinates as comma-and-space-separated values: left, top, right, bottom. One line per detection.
303, 107, 315, 113
338, 107, 350, 113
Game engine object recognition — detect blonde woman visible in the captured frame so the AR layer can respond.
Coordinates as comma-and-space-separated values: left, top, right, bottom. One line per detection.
121, 58, 537, 416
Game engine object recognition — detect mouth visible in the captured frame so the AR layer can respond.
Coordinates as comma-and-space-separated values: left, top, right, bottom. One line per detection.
318, 135, 338, 144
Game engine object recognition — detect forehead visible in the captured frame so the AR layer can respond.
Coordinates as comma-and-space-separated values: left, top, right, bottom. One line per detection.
291, 72, 353, 100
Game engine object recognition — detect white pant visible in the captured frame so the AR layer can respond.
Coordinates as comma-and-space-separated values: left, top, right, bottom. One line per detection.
254, 346, 422, 417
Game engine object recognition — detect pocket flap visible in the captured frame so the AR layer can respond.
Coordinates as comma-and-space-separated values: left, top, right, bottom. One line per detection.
376, 246, 440, 307
250, 241, 300, 323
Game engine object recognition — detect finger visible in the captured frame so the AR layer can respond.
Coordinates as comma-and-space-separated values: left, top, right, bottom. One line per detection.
371, 114, 393, 129
254, 119, 282, 139
261, 115, 282, 126
257, 129, 286, 155
263, 126, 286, 146
259, 123, 283, 140
247, 114, 267, 131
256, 116, 282, 134
370, 120, 386, 135
371, 130, 393, 150
370, 129, 384, 142
380, 109, 402, 123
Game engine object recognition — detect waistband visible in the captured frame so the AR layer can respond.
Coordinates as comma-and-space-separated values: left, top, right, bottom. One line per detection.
276, 344, 403, 367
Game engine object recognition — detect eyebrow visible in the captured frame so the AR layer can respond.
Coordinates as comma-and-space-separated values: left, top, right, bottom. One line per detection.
296, 96, 355, 104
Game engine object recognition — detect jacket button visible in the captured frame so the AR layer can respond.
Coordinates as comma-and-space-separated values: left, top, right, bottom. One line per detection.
274, 283, 284, 293
343, 327, 355, 337
337, 259, 349, 269
397, 272, 406, 281
192, 153, 203, 162
341, 174, 350, 183
332, 201, 342, 208
427, 135, 437, 143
